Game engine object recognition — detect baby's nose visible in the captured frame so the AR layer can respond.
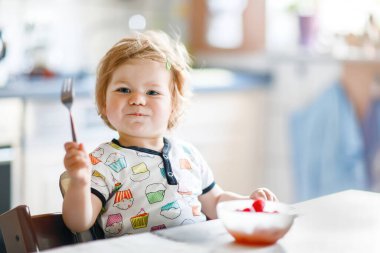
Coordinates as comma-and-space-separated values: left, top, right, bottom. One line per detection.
129, 93, 145, 105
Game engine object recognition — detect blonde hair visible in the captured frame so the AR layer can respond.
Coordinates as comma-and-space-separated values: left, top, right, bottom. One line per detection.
95, 30, 192, 130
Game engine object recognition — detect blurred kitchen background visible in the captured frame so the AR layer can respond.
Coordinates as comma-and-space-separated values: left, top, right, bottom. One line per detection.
0, 0, 380, 215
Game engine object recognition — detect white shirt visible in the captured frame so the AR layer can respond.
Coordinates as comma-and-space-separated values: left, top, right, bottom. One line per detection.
90, 137, 215, 237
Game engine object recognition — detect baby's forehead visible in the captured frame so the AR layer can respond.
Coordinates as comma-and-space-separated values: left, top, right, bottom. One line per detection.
113, 59, 168, 74
109, 60, 172, 86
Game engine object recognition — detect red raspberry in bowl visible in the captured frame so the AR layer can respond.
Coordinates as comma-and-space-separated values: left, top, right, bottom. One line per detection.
252, 199, 265, 212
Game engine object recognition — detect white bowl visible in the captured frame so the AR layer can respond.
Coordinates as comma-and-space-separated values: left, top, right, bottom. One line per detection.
217, 200, 295, 246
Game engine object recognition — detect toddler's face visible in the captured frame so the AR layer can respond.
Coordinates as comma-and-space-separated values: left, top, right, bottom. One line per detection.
104, 59, 173, 142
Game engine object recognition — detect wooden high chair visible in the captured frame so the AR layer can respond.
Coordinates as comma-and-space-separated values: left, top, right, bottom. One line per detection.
0, 172, 104, 253
0, 205, 76, 253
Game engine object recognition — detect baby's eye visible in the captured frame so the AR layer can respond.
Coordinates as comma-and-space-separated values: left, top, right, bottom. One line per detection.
146, 90, 159, 96
116, 87, 131, 93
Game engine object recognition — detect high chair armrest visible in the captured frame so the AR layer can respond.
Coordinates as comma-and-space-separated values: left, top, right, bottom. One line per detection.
0, 205, 76, 253
0, 205, 38, 253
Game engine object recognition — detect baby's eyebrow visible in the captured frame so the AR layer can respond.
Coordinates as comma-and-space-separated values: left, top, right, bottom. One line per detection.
112, 80, 129, 86
145, 83, 165, 88
117, 79, 129, 83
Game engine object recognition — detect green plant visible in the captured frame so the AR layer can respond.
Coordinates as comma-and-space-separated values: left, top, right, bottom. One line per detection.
286, 0, 318, 15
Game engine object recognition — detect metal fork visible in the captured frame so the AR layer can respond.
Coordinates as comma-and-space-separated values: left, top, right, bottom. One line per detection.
61, 78, 77, 142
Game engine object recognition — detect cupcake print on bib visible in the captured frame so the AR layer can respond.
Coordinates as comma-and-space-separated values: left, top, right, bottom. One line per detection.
105, 213, 123, 235
90, 147, 104, 165
179, 158, 192, 170
130, 208, 149, 230
145, 183, 166, 204
130, 162, 150, 182
158, 162, 166, 179
113, 189, 134, 210
109, 142, 122, 150
106, 153, 127, 173
92, 170, 106, 187
150, 224, 166, 231
160, 201, 181, 219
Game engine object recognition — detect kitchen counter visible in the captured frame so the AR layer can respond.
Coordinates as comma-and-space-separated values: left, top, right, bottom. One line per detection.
0, 75, 95, 99
0, 69, 271, 99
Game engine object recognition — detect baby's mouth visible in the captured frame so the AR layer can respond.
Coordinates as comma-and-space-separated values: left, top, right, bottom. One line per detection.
127, 113, 146, 117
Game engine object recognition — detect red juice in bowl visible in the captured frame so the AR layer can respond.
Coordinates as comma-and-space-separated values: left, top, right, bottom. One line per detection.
227, 225, 291, 246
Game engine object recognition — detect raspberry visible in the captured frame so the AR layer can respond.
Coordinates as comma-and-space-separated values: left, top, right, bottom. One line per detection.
242, 208, 251, 212
252, 199, 265, 212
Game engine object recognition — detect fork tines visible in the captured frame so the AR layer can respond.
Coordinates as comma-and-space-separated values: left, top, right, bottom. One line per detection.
61, 78, 74, 103
61, 77, 77, 142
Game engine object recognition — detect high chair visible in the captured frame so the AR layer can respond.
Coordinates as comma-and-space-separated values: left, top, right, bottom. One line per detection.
0, 172, 104, 253
0, 205, 76, 253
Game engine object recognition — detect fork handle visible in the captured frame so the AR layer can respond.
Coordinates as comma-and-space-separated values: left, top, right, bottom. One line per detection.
69, 112, 77, 142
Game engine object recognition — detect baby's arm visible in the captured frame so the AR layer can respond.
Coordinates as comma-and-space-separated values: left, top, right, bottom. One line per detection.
62, 142, 102, 232
198, 185, 277, 219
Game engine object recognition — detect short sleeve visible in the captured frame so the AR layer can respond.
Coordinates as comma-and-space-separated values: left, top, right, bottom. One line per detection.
89, 149, 113, 206
184, 143, 215, 194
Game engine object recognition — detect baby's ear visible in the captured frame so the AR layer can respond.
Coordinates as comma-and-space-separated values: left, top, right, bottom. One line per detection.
99, 108, 109, 122
101, 106, 106, 116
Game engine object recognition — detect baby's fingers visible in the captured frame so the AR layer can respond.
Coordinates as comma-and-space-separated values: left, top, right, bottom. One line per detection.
250, 188, 278, 202
64, 142, 80, 152
64, 149, 90, 170
64, 155, 88, 171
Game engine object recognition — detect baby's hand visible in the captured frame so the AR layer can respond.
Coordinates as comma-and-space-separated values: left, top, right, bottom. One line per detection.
64, 142, 91, 185
249, 187, 278, 202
